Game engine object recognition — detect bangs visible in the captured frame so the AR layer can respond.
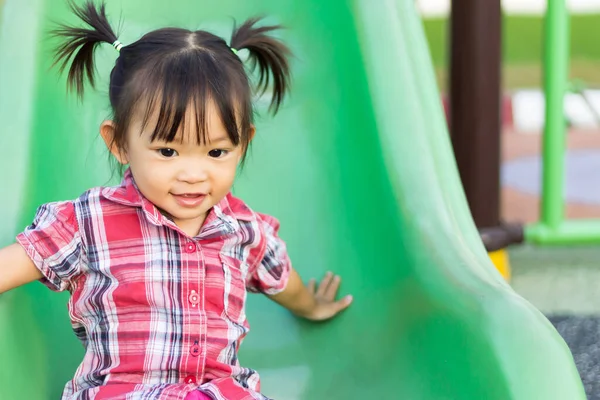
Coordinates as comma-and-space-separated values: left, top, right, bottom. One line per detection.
132, 50, 250, 146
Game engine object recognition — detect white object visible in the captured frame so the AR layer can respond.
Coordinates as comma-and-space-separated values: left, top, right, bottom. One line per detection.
416, 0, 600, 17
513, 90, 545, 133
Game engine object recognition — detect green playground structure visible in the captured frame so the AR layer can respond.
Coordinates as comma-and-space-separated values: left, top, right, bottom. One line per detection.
526, 0, 600, 245
0, 0, 586, 398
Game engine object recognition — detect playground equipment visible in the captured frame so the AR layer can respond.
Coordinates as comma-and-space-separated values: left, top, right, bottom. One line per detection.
456, 0, 600, 274
0, 0, 585, 398
526, 0, 600, 245
446, 0, 518, 280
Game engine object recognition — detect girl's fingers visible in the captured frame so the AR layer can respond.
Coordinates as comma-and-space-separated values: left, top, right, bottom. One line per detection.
315, 271, 333, 297
332, 295, 353, 315
307, 278, 316, 294
319, 295, 354, 321
324, 275, 341, 299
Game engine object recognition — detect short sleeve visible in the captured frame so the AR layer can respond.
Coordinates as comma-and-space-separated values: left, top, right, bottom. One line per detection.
16, 201, 84, 292
246, 213, 292, 295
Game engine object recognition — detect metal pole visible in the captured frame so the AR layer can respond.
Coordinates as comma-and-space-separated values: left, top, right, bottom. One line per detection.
540, 0, 569, 229
449, 0, 502, 229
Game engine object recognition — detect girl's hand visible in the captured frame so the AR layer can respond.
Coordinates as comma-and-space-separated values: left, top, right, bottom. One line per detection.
302, 272, 353, 321
269, 268, 352, 321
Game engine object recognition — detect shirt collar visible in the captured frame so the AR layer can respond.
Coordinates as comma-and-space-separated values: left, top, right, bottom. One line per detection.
101, 168, 254, 238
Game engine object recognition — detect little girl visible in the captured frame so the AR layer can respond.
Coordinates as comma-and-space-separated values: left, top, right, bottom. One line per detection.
0, 1, 353, 399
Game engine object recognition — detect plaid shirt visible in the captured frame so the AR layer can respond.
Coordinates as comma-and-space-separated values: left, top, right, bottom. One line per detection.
16, 169, 291, 400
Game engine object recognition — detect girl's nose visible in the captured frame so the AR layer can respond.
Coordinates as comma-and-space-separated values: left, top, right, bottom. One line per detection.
177, 160, 209, 183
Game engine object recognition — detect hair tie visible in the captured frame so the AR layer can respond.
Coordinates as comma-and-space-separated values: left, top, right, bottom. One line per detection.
230, 47, 239, 56
112, 40, 123, 52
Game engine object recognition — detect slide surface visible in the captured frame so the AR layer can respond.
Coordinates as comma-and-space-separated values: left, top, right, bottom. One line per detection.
0, 0, 585, 398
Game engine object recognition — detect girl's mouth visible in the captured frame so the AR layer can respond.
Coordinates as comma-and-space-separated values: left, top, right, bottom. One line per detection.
171, 193, 206, 208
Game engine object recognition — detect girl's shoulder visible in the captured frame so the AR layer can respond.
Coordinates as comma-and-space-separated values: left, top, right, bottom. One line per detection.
224, 194, 282, 239
48, 183, 141, 221
35, 186, 110, 215
225, 193, 277, 227
69, 185, 124, 209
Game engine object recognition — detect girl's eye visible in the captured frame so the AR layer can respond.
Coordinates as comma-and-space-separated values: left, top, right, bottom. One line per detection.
208, 149, 228, 158
158, 148, 178, 158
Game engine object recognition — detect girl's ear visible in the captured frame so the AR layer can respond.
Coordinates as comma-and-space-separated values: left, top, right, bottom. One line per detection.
100, 120, 129, 165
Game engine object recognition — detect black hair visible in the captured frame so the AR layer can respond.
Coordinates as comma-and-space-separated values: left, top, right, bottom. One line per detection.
52, 0, 291, 160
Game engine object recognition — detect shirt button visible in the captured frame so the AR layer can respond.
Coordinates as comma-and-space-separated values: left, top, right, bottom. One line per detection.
190, 344, 200, 357
185, 242, 197, 253
189, 290, 200, 306
184, 375, 197, 384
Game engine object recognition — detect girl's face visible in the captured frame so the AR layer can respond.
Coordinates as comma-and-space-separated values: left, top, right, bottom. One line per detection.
101, 101, 250, 237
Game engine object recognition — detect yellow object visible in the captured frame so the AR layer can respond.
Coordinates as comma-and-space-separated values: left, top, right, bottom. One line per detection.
489, 249, 511, 281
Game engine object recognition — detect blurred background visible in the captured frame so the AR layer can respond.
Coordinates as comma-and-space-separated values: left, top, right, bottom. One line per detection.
418, 0, 600, 398
1, 0, 599, 398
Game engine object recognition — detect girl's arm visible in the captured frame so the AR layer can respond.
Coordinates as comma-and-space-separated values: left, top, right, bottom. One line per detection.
268, 268, 353, 321
0, 244, 42, 294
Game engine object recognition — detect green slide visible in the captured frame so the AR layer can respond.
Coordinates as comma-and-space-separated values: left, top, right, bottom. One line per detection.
0, 0, 585, 398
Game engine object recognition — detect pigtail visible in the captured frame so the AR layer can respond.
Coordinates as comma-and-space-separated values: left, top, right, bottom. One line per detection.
52, 0, 119, 97
230, 18, 291, 113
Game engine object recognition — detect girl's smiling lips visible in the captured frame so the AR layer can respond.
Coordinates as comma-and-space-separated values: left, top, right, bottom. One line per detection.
171, 193, 206, 207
